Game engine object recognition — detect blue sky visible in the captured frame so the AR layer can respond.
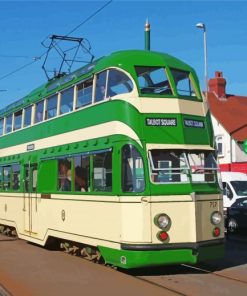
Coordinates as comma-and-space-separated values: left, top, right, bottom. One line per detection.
0, 0, 247, 109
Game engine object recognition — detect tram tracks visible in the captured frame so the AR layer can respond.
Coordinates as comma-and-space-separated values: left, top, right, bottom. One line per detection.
181, 263, 247, 285
131, 262, 247, 296
135, 275, 187, 296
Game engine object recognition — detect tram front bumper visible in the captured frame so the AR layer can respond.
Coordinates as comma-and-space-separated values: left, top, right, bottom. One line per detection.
98, 238, 224, 269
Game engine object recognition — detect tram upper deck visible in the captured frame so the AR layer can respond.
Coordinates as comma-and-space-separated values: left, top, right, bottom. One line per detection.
0, 50, 209, 147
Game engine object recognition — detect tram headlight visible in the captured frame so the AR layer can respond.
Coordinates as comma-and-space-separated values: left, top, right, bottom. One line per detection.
154, 213, 171, 229
211, 211, 222, 225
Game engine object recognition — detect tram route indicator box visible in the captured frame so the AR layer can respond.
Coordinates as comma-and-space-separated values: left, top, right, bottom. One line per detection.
183, 119, 205, 128
146, 118, 177, 126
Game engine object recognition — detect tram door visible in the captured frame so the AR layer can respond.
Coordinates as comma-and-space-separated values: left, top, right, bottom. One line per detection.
23, 163, 38, 234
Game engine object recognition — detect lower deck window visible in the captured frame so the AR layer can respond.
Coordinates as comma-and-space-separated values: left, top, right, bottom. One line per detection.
74, 155, 90, 192
0, 164, 21, 191
3, 166, 11, 190
93, 151, 112, 192
12, 164, 20, 190
58, 158, 72, 191
122, 145, 145, 192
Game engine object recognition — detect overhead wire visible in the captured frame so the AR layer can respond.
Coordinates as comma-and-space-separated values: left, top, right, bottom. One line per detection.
0, 0, 113, 83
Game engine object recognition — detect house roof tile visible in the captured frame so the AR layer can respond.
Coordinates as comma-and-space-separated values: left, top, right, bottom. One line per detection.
208, 92, 247, 142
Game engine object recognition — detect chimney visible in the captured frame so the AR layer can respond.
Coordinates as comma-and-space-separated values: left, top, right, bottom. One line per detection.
208, 71, 226, 99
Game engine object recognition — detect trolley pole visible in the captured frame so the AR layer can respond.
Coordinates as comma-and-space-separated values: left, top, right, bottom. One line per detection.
145, 19, 151, 50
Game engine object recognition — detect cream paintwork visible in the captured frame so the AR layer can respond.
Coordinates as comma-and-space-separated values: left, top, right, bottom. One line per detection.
0, 121, 142, 158
151, 194, 224, 243
113, 97, 209, 117
0, 192, 223, 249
146, 143, 214, 151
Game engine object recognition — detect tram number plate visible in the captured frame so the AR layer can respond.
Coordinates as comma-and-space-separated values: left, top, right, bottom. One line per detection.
210, 201, 217, 208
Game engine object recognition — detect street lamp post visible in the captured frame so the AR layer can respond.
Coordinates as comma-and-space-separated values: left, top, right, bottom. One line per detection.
196, 22, 208, 99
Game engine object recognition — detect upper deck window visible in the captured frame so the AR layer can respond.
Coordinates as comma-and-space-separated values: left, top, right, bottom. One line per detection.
95, 71, 107, 102
24, 106, 32, 127
107, 69, 133, 96
95, 69, 133, 103
76, 79, 93, 109
35, 100, 44, 123
5, 114, 12, 133
46, 94, 57, 120
13, 110, 22, 131
0, 118, 4, 136
135, 66, 172, 95
60, 87, 73, 115
170, 69, 196, 97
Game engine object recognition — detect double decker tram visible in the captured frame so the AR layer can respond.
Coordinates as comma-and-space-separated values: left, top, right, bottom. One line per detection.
0, 50, 224, 268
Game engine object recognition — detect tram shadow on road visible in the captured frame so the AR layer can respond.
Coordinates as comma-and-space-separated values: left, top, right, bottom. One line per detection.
122, 235, 247, 277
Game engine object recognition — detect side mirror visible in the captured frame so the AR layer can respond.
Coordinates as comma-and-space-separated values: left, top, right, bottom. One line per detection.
226, 185, 233, 200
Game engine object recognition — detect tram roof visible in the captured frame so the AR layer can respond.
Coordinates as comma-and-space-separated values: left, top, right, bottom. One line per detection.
0, 50, 195, 117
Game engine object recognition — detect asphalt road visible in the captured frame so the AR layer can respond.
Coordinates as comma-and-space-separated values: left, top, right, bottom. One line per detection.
0, 235, 176, 296
1, 233, 247, 296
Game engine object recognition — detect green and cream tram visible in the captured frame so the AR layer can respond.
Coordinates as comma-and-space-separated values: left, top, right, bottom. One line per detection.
0, 50, 224, 268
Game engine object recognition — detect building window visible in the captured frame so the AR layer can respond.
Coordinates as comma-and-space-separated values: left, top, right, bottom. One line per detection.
216, 136, 224, 157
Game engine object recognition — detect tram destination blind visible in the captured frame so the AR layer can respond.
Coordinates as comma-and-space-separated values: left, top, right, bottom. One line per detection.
146, 118, 177, 127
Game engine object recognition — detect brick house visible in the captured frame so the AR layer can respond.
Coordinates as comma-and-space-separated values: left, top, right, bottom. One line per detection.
208, 71, 247, 173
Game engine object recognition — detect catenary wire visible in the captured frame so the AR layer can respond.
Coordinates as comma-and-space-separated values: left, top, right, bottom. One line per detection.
0, 0, 113, 82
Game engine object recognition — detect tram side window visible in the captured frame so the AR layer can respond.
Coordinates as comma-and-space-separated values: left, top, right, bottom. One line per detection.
122, 145, 145, 192
35, 100, 44, 123
95, 71, 107, 102
45, 94, 57, 120
60, 87, 74, 115
0, 118, 4, 136
107, 69, 133, 97
24, 106, 32, 127
12, 164, 20, 190
74, 155, 90, 192
135, 66, 172, 95
170, 69, 196, 97
0, 167, 3, 190
93, 151, 112, 192
13, 110, 22, 131
5, 114, 13, 134
58, 158, 72, 191
3, 166, 11, 190
76, 79, 93, 109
